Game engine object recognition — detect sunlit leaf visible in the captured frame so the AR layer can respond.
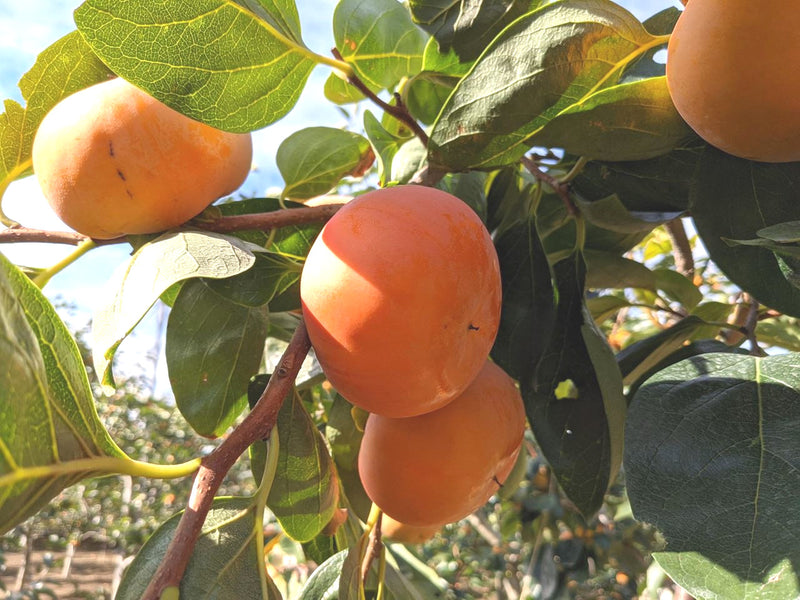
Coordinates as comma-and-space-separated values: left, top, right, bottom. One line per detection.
278, 127, 374, 200
92, 231, 258, 388
75, 0, 316, 132
0, 252, 129, 534
116, 497, 282, 599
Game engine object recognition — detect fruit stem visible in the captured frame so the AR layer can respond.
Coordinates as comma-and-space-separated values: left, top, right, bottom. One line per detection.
559, 156, 588, 185
32, 238, 96, 288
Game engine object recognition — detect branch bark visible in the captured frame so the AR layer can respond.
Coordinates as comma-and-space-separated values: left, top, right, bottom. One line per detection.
0, 204, 345, 245
665, 219, 695, 278
520, 155, 577, 216
141, 321, 312, 600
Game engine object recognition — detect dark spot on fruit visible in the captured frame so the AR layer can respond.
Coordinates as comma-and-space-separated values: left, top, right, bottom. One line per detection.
468, 323, 480, 331
493, 475, 503, 487
117, 169, 127, 182
108, 141, 115, 157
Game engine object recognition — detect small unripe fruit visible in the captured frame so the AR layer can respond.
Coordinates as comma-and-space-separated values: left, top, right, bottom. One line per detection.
300, 185, 502, 418
666, 0, 800, 162
32, 77, 252, 239
358, 360, 526, 527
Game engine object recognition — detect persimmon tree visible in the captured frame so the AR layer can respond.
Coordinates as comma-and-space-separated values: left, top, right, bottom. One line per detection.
1, 1, 799, 599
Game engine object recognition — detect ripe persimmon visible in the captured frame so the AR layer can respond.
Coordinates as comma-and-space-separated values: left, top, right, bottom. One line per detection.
380, 514, 440, 545
300, 185, 501, 418
32, 77, 252, 239
358, 360, 525, 527
666, 0, 800, 162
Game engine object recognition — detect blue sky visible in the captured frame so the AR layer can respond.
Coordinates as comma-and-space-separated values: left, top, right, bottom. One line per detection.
0, 0, 681, 394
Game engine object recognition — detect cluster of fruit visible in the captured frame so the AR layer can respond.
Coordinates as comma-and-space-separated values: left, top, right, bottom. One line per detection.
300, 185, 526, 539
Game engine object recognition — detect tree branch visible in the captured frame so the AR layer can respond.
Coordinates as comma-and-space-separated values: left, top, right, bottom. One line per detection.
331, 48, 429, 146
0, 204, 346, 245
141, 322, 312, 600
665, 219, 695, 278
520, 155, 577, 216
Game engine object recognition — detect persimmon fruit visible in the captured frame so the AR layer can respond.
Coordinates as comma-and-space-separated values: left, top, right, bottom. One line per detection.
300, 185, 502, 418
666, 0, 800, 162
380, 514, 440, 545
32, 77, 252, 239
358, 360, 525, 527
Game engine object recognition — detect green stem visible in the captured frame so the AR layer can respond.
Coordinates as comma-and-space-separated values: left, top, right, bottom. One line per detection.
574, 214, 587, 253
32, 238, 96, 288
559, 156, 589, 184
0, 456, 201, 488
0, 159, 32, 228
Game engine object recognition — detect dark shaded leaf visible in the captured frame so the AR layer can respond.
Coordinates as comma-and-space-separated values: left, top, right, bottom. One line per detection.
625, 354, 800, 600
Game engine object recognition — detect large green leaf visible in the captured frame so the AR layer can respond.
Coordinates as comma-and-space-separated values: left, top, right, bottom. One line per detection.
74, 0, 315, 132
625, 354, 800, 600
204, 251, 303, 308
277, 127, 373, 200
297, 550, 348, 599
691, 148, 800, 317
0, 252, 128, 534
0, 31, 111, 222
332, 0, 427, 91
408, 0, 545, 62
523, 251, 626, 517
428, 0, 664, 171
531, 77, 691, 161
92, 231, 259, 388
166, 279, 269, 438
248, 378, 339, 543
116, 497, 282, 599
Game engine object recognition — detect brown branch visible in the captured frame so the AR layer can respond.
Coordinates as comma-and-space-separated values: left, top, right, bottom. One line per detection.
331, 48, 429, 146
0, 204, 346, 245
520, 155, 577, 216
743, 295, 766, 357
361, 512, 384, 584
141, 322, 312, 600
665, 219, 695, 278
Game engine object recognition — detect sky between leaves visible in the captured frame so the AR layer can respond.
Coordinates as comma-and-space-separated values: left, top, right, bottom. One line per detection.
0, 0, 681, 396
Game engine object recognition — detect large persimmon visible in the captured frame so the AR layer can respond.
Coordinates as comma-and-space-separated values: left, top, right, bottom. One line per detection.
32, 77, 252, 239
358, 360, 525, 527
666, 0, 800, 162
300, 185, 501, 418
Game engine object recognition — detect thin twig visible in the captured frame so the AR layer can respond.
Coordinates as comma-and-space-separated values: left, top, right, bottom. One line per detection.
520, 155, 577, 216
141, 322, 312, 600
665, 219, 695, 278
331, 48, 429, 146
361, 512, 384, 584
0, 204, 346, 245
743, 295, 766, 357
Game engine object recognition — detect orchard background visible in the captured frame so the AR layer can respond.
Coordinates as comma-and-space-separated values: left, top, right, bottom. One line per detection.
1, 0, 799, 599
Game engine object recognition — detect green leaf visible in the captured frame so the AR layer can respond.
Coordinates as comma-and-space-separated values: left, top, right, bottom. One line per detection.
531, 77, 691, 161
324, 72, 370, 105
339, 541, 364, 600
576, 194, 682, 234
584, 250, 656, 291
491, 217, 556, 381
625, 354, 800, 600
116, 497, 282, 599
0, 31, 111, 222
298, 550, 348, 599
586, 294, 630, 322
205, 251, 303, 308
429, 0, 664, 171
757, 221, 800, 243
652, 269, 702, 310
249, 383, 338, 542
74, 0, 315, 132
404, 71, 459, 125
420, 36, 473, 77
92, 231, 258, 388
166, 279, 269, 438
278, 127, 374, 200
757, 316, 800, 353
327, 396, 371, 522
408, 0, 545, 62
523, 251, 625, 517
571, 145, 702, 213
363, 111, 410, 187
390, 137, 428, 184
0, 252, 128, 534
691, 148, 800, 317
333, 0, 427, 92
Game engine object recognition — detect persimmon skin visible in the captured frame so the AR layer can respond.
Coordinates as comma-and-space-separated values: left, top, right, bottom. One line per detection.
32, 77, 252, 239
300, 185, 501, 418
358, 360, 525, 527
380, 515, 440, 545
666, 0, 800, 162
